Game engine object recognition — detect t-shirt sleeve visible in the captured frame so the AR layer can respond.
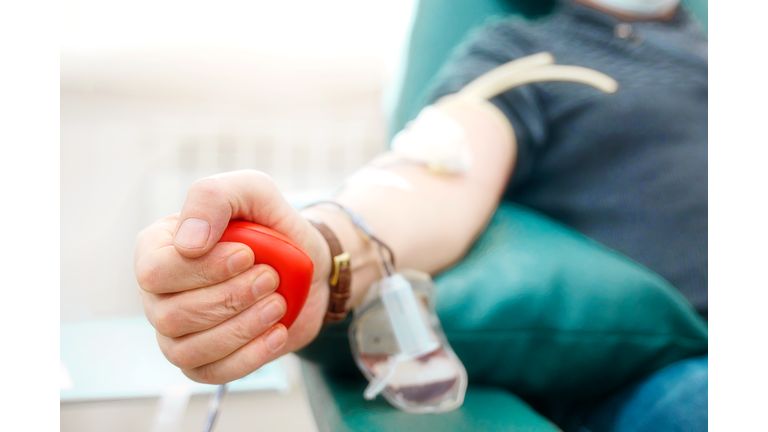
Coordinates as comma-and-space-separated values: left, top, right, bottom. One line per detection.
424, 20, 548, 188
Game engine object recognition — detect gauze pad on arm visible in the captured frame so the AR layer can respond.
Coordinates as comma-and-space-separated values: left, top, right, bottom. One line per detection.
391, 106, 473, 174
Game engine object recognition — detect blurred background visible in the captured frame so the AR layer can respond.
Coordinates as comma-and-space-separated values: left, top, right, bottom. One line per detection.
61, 0, 414, 430
61, 0, 414, 323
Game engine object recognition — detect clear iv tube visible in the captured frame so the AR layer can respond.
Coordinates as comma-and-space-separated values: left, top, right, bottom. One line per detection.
202, 384, 227, 432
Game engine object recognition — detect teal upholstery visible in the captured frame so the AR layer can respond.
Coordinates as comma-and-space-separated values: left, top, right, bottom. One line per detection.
684, 0, 708, 32
433, 203, 707, 410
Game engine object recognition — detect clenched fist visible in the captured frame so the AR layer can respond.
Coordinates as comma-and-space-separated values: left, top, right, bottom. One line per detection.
134, 170, 331, 384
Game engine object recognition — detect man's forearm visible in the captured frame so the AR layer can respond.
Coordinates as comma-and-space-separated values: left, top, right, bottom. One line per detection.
301, 103, 516, 307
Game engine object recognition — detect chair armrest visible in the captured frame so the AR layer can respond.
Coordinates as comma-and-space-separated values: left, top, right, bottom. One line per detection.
300, 359, 561, 432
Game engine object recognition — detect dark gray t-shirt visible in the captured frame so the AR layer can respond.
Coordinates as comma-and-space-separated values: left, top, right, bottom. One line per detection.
428, 2, 708, 314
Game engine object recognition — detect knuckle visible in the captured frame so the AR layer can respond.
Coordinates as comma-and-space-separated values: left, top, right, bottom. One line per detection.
244, 170, 276, 190
182, 366, 212, 384
251, 170, 273, 183
221, 289, 241, 316
195, 364, 219, 385
166, 343, 198, 370
228, 317, 255, 344
193, 258, 222, 286
189, 177, 224, 200
134, 258, 162, 292
154, 308, 184, 338
237, 169, 275, 188
162, 342, 182, 367
219, 282, 253, 317
140, 291, 156, 325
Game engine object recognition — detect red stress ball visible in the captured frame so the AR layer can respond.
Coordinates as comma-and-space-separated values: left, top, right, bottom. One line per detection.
219, 220, 314, 329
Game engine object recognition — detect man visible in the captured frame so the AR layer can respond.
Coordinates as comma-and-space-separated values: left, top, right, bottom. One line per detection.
134, 0, 707, 430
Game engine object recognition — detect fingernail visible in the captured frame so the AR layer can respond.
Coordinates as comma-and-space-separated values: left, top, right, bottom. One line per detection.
252, 271, 277, 297
261, 300, 285, 324
176, 218, 210, 249
228, 250, 253, 274
266, 327, 287, 351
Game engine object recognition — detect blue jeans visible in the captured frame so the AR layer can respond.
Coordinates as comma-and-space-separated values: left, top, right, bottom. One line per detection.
567, 355, 708, 432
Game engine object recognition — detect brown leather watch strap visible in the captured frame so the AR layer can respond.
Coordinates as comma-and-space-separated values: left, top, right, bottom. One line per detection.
307, 219, 352, 325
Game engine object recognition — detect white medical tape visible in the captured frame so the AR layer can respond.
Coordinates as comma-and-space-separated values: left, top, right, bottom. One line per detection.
341, 167, 414, 195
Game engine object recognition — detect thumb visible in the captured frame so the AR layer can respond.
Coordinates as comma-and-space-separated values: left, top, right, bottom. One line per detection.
173, 170, 302, 258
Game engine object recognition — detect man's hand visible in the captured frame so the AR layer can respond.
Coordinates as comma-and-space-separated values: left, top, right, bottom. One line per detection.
134, 170, 331, 384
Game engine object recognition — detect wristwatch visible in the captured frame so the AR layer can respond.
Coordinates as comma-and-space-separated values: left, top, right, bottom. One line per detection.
307, 219, 352, 325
